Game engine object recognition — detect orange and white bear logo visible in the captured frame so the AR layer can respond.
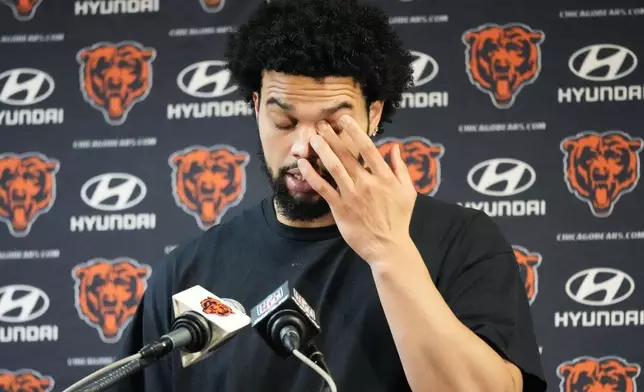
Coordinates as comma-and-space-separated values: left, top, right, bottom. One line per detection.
557, 356, 641, 392
201, 296, 234, 316
512, 245, 542, 305
0, 0, 43, 21
0, 152, 59, 238
77, 41, 156, 126
0, 368, 54, 392
376, 136, 445, 196
199, 0, 224, 13
169, 145, 250, 230
72, 258, 152, 343
561, 131, 642, 217
462, 23, 545, 108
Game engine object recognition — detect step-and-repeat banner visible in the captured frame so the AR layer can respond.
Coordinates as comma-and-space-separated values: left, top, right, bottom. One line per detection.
1, 0, 643, 390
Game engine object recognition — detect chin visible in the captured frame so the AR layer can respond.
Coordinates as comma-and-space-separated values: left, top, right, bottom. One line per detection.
274, 190, 331, 222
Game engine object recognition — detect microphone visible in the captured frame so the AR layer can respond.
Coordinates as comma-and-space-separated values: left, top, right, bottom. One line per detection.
250, 281, 320, 356
168, 285, 251, 367
250, 282, 337, 392
63, 285, 250, 392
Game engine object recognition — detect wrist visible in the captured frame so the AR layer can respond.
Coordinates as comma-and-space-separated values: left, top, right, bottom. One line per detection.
367, 235, 417, 270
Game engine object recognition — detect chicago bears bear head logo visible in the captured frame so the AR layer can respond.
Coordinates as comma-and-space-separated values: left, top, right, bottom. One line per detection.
201, 297, 234, 316
462, 23, 544, 108
561, 131, 642, 218
199, 0, 224, 13
0, 152, 59, 238
376, 137, 444, 196
77, 41, 156, 126
169, 145, 250, 230
0, 0, 43, 21
72, 258, 152, 343
0, 368, 54, 392
512, 245, 542, 305
557, 356, 641, 392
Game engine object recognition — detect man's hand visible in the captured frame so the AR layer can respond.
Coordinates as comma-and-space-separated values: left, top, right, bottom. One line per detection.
297, 114, 417, 264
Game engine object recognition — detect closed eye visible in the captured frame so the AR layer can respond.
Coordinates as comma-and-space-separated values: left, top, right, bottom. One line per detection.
275, 122, 295, 130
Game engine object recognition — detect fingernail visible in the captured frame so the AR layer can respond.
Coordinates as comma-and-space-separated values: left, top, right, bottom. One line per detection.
316, 121, 328, 131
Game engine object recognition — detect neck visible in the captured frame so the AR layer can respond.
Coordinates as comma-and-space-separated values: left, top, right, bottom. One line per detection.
273, 198, 336, 228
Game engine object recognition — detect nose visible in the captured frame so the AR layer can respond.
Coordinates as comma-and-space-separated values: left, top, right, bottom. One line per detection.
200, 181, 215, 194
105, 69, 122, 88
493, 57, 510, 71
290, 125, 319, 160
10, 187, 26, 201
591, 165, 608, 180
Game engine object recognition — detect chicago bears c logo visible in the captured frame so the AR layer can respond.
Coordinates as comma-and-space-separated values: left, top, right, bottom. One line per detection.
462, 23, 545, 108
376, 137, 444, 196
201, 297, 234, 316
557, 356, 641, 392
561, 131, 642, 217
0, 152, 59, 238
169, 145, 250, 230
0, 0, 43, 21
0, 368, 54, 392
71, 258, 152, 343
77, 41, 156, 126
199, 0, 224, 13
512, 245, 542, 305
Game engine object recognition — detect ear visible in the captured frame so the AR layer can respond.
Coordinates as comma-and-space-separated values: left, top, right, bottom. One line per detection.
629, 139, 643, 152
137, 267, 150, 279
368, 100, 384, 136
45, 161, 58, 172
557, 364, 573, 377
464, 31, 479, 45
74, 267, 86, 280
252, 92, 260, 117
141, 49, 155, 61
530, 31, 545, 44
40, 378, 52, 389
561, 139, 577, 153
78, 49, 91, 63
625, 365, 640, 378
235, 153, 249, 166
171, 154, 183, 166
429, 146, 443, 158
527, 256, 541, 266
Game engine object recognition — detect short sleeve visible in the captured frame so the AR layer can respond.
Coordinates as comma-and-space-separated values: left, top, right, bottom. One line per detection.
441, 211, 547, 392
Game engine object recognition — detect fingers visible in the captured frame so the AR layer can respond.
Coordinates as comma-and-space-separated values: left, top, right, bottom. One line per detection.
297, 158, 341, 206
390, 143, 413, 189
337, 115, 394, 179
308, 134, 355, 195
315, 121, 364, 178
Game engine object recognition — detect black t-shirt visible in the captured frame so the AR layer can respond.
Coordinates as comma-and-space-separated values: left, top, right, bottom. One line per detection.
113, 194, 546, 392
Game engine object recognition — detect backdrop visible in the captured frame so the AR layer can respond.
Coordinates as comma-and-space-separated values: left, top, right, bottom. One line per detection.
1, 0, 644, 391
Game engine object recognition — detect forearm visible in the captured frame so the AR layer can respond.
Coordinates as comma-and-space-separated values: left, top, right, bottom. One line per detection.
369, 239, 517, 392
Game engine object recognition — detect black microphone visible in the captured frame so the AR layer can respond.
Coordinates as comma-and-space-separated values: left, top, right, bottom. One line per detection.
63, 285, 250, 392
250, 281, 320, 356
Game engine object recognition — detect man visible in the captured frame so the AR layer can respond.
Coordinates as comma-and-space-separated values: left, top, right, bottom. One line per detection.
114, 0, 546, 391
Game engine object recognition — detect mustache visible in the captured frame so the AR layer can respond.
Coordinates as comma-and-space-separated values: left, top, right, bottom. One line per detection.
278, 159, 337, 187
278, 159, 325, 175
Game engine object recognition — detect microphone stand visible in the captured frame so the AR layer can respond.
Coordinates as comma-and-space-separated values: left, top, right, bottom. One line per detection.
78, 358, 155, 392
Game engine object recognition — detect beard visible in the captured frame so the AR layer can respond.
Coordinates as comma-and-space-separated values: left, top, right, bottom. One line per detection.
257, 140, 337, 222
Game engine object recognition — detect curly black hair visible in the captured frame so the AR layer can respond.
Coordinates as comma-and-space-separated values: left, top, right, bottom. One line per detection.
223, 0, 414, 131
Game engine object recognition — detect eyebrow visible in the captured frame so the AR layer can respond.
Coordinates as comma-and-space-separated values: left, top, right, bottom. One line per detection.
266, 97, 353, 117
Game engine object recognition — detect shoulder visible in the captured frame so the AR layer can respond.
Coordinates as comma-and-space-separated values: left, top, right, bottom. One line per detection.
411, 194, 512, 256
410, 194, 515, 284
